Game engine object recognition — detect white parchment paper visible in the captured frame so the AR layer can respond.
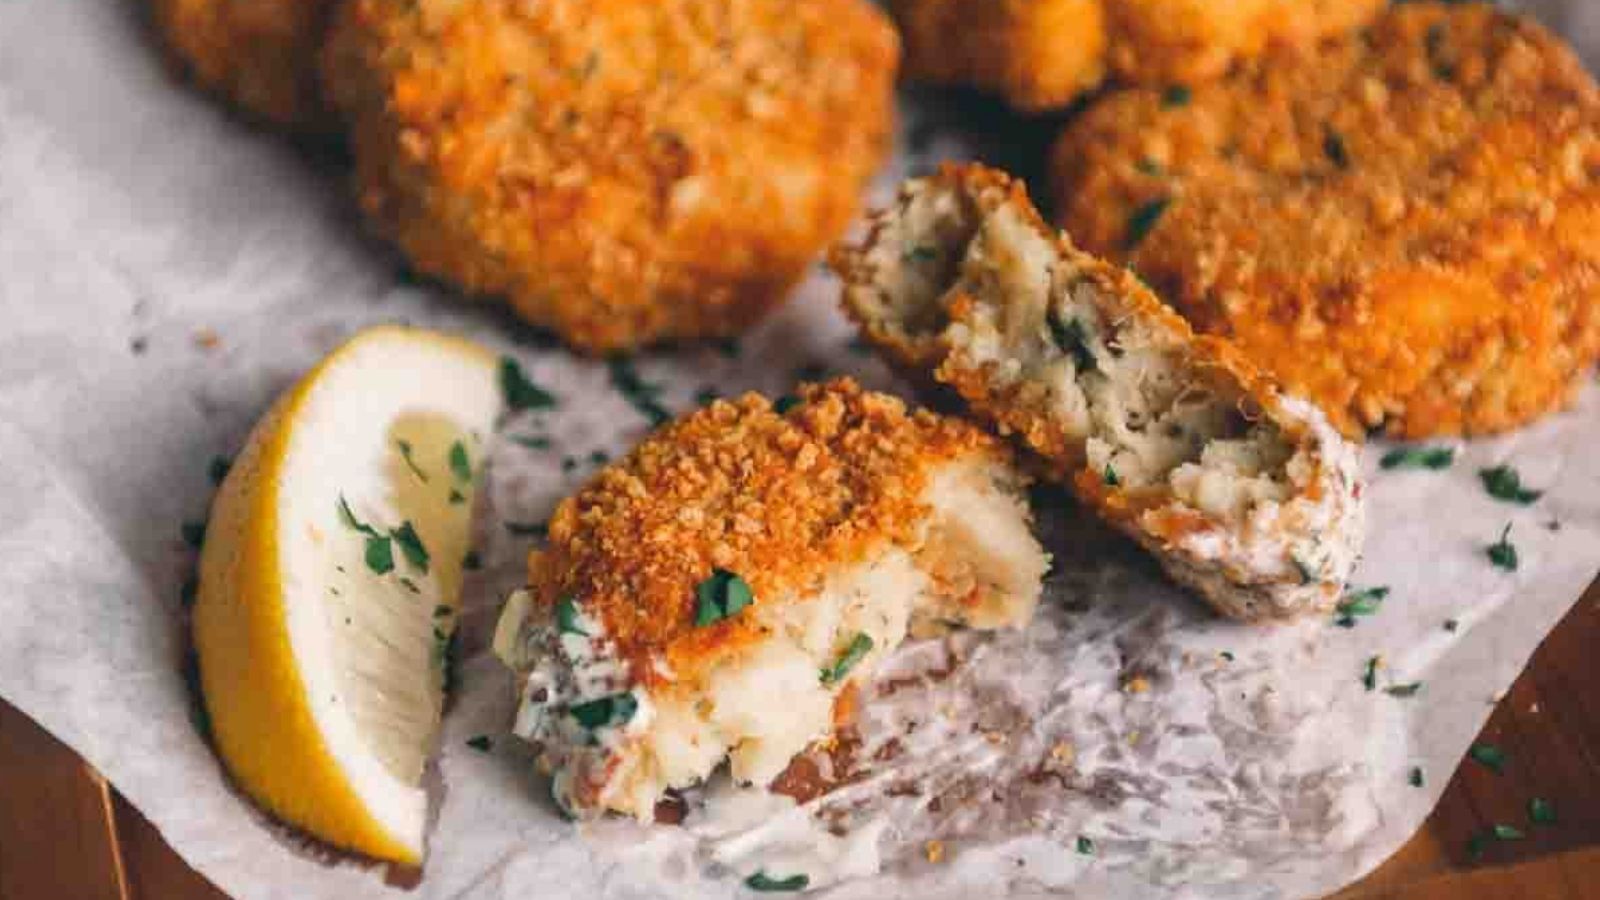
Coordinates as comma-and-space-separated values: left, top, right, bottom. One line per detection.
1, 2, 1598, 898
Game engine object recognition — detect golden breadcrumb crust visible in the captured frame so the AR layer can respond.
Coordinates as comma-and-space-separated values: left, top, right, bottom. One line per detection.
149, 0, 335, 129
1052, 3, 1600, 438
322, 0, 899, 353
888, 0, 1383, 111
527, 378, 1006, 690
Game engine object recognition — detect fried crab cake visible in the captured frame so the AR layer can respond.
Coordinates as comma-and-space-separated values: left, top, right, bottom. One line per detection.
888, 0, 1383, 112
834, 164, 1365, 621
1052, 3, 1600, 438
492, 379, 1048, 819
149, 0, 335, 129
322, 0, 899, 353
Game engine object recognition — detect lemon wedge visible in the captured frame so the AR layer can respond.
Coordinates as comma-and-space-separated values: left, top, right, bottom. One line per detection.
193, 325, 502, 864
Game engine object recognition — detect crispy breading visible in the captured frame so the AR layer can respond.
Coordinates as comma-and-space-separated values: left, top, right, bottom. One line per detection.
322, 0, 899, 352
888, 0, 1383, 111
834, 164, 1365, 621
529, 378, 1002, 690
149, 0, 335, 129
1051, 3, 1600, 438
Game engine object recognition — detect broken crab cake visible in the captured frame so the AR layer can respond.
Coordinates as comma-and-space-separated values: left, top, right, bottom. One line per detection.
832, 164, 1365, 621
492, 379, 1047, 819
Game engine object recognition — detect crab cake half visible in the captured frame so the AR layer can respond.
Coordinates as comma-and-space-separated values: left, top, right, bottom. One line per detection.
149, 0, 335, 129
1052, 3, 1600, 438
492, 379, 1047, 819
323, 0, 899, 353
888, 0, 1382, 112
834, 164, 1364, 621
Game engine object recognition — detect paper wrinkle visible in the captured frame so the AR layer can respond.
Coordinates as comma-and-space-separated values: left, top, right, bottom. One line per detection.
1, 1, 1599, 898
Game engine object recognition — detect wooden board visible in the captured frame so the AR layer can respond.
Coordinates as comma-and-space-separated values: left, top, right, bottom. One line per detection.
4, 577, 1598, 900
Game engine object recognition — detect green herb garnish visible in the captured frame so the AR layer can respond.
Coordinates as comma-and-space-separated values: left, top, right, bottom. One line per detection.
449, 441, 472, 483
365, 535, 395, 575
1291, 555, 1315, 585
1135, 159, 1164, 176
1124, 198, 1171, 250
555, 596, 587, 636
1479, 466, 1542, 505
1530, 797, 1556, 825
513, 435, 552, 451
505, 521, 548, 538
466, 735, 492, 752
1409, 767, 1424, 788
1048, 314, 1097, 372
1379, 446, 1454, 470
1104, 464, 1120, 487
1076, 836, 1095, 855
745, 872, 809, 893
774, 395, 802, 415
1470, 743, 1506, 774
694, 568, 754, 626
338, 495, 379, 536
1492, 824, 1525, 841
903, 245, 938, 263
569, 693, 638, 729
396, 439, 429, 482
500, 356, 557, 412
1486, 524, 1518, 572
1324, 128, 1351, 169
1336, 586, 1389, 623
1385, 682, 1422, 698
607, 356, 671, 426
392, 521, 429, 572
821, 633, 875, 685
448, 488, 466, 505
1361, 656, 1379, 691
1162, 85, 1191, 107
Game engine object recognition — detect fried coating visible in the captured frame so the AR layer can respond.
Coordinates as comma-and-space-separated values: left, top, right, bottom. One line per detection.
1052, 3, 1600, 438
494, 378, 1046, 817
323, 0, 899, 353
149, 0, 335, 129
834, 164, 1365, 621
888, 0, 1383, 111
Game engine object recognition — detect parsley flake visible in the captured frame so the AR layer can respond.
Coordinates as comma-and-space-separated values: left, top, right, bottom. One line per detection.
1479, 465, 1542, 505
1409, 767, 1424, 788
1124, 198, 1171, 250
449, 441, 472, 483
513, 435, 552, 451
1337, 585, 1389, 622
1492, 824, 1525, 841
1530, 797, 1556, 825
1324, 128, 1351, 169
1384, 682, 1423, 698
1361, 656, 1379, 692
466, 735, 493, 752
569, 692, 638, 730
505, 521, 548, 538
555, 596, 587, 636
903, 245, 938, 263
1076, 836, 1095, 856
396, 439, 429, 482
1470, 743, 1506, 774
774, 395, 802, 415
391, 521, 430, 572
821, 633, 875, 685
694, 569, 754, 627
745, 872, 809, 893
1379, 446, 1455, 470
500, 357, 557, 412
1162, 85, 1192, 107
365, 535, 395, 575
1486, 524, 1519, 572
1104, 464, 1120, 487
1048, 313, 1097, 372
607, 356, 671, 426
448, 488, 466, 505
338, 495, 380, 537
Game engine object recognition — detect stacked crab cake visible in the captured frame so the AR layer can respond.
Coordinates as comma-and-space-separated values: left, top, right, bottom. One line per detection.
493, 379, 1048, 819
833, 164, 1365, 621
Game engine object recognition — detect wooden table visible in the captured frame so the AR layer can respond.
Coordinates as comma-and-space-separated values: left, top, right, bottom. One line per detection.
4, 580, 1598, 900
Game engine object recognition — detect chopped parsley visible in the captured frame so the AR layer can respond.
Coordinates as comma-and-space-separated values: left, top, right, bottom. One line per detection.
607, 356, 671, 426
396, 439, 429, 482
1379, 446, 1454, 470
821, 633, 875, 685
555, 596, 587, 635
448, 488, 466, 505
903, 245, 938, 263
1323, 128, 1351, 169
513, 435, 552, 451
773, 395, 802, 415
695, 387, 721, 407
569, 692, 638, 730
1291, 555, 1315, 585
1479, 465, 1542, 505
1409, 767, 1424, 788
588, 450, 610, 466
694, 568, 754, 627
1486, 524, 1518, 572
1384, 682, 1422, 698
392, 521, 429, 572
1161, 85, 1191, 107
1124, 198, 1171, 250
1492, 824, 1525, 841
1048, 313, 1097, 372
1530, 797, 1556, 825
500, 356, 557, 412
1470, 743, 1506, 774
1135, 158, 1164, 176
207, 455, 232, 485
505, 521, 548, 538
338, 495, 379, 536
745, 872, 809, 893
1361, 656, 1379, 692
1335, 585, 1389, 626
465, 735, 493, 752
1076, 836, 1095, 856
449, 441, 472, 483
1103, 464, 1120, 487
365, 535, 395, 575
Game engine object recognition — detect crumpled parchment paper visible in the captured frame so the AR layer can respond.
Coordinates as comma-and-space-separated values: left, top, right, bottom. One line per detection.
1, 1, 1598, 898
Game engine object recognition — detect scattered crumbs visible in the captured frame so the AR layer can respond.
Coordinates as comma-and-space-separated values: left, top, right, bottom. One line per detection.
207, 456, 232, 486
1408, 766, 1424, 788
1486, 523, 1519, 572
1530, 797, 1556, 825
1379, 446, 1454, 470
1123, 675, 1151, 694
1076, 836, 1095, 856
1444, 619, 1460, 632
1162, 84, 1191, 107
1470, 743, 1506, 774
192, 328, 221, 352
465, 735, 493, 753
505, 521, 548, 538
983, 731, 1007, 746
924, 840, 945, 864
1361, 656, 1380, 692
1479, 465, 1542, 505
499, 356, 557, 412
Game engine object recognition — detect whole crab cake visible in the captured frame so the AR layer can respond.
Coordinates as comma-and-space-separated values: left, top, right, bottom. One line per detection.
149, 0, 335, 129
323, 0, 899, 353
888, 0, 1382, 112
1052, 3, 1600, 438
492, 379, 1048, 819
834, 164, 1365, 621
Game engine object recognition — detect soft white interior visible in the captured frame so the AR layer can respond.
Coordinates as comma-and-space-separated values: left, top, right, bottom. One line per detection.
589, 457, 1048, 818
278, 328, 501, 854
874, 186, 1296, 526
